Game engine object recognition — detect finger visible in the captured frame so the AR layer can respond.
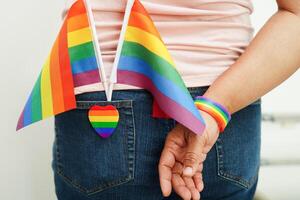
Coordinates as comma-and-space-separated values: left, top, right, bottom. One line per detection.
192, 164, 204, 191
172, 173, 191, 200
197, 163, 204, 173
172, 162, 184, 175
182, 132, 206, 177
183, 176, 200, 200
193, 172, 204, 192
158, 148, 175, 197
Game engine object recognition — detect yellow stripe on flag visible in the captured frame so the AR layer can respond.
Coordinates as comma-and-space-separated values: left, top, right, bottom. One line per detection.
89, 116, 119, 122
125, 26, 175, 66
67, 27, 92, 48
41, 55, 54, 118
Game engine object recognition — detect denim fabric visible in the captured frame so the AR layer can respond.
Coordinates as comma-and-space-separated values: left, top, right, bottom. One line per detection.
52, 86, 261, 200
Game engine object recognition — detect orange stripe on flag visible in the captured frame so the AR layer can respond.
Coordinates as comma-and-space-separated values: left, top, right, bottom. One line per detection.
67, 0, 87, 18
89, 110, 119, 116
67, 13, 89, 32
58, 20, 76, 109
128, 11, 161, 41
50, 38, 65, 114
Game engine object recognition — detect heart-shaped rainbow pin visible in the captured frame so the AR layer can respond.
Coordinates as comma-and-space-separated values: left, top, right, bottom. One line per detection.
88, 105, 119, 138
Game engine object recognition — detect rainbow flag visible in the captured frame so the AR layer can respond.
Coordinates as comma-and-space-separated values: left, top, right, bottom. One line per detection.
116, 0, 206, 134
16, 0, 102, 130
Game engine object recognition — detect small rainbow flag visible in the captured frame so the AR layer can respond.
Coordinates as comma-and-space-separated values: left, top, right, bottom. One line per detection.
116, 0, 206, 134
16, 0, 102, 130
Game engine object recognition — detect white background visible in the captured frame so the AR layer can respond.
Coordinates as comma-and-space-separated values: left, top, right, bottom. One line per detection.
0, 0, 299, 199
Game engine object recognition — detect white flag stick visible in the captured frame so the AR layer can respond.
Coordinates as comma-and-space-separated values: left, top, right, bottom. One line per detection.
85, 0, 109, 100
107, 0, 135, 101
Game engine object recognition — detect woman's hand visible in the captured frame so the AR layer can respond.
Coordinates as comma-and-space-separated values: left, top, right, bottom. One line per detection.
158, 111, 220, 200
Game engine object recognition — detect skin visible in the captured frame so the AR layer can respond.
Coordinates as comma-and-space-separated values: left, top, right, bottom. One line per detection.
158, 0, 300, 199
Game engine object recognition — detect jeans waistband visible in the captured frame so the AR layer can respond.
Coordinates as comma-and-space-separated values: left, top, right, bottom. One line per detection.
75, 85, 261, 105
75, 86, 210, 102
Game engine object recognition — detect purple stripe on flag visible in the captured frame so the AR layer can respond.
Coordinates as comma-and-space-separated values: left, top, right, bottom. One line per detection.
16, 110, 25, 131
117, 70, 205, 135
73, 69, 101, 87
97, 132, 113, 138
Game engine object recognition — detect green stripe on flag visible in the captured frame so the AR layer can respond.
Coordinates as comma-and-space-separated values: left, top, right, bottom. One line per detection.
91, 122, 118, 128
31, 72, 42, 122
68, 41, 95, 63
121, 41, 188, 93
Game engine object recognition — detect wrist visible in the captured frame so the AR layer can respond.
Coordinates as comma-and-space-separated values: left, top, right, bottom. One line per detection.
202, 89, 233, 114
194, 96, 231, 133
198, 110, 220, 135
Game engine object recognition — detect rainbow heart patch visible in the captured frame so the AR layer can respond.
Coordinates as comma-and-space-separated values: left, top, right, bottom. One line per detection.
88, 105, 119, 138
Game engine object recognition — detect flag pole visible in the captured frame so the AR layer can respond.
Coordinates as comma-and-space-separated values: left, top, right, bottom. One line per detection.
107, 0, 135, 101
84, 0, 109, 100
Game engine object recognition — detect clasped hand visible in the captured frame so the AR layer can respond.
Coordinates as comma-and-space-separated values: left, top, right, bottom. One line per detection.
158, 111, 220, 200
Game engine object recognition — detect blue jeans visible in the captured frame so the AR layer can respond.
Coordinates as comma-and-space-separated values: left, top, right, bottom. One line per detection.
52, 86, 261, 200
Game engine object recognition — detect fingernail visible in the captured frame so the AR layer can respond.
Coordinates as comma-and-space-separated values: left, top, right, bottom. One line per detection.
183, 167, 193, 175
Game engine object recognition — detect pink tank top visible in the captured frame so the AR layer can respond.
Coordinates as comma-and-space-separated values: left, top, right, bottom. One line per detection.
64, 0, 254, 94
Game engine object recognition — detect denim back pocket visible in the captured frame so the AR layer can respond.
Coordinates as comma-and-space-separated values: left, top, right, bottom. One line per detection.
53, 99, 135, 195
215, 99, 261, 189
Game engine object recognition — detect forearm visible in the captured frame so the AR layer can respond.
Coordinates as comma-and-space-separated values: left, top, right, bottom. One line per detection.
203, 9, 300, 114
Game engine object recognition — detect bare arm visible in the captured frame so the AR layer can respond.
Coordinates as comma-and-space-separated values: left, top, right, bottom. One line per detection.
159, 2, 300, 198
203, 0, 300, 114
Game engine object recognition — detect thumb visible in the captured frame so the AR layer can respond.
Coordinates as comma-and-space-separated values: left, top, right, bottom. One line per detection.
182, 132, 206, 177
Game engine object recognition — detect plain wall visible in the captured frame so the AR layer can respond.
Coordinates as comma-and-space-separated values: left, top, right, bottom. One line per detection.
0, 0, 299, 199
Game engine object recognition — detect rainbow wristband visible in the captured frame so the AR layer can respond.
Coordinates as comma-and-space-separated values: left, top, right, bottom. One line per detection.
194, 96, 231, 132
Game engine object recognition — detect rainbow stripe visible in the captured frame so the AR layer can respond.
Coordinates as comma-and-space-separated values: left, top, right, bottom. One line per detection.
17, 0, 101, 130
67, 0, 101, 87
116, 0, 206, 134
194, 96, 231, 132
88, 105, 119, 138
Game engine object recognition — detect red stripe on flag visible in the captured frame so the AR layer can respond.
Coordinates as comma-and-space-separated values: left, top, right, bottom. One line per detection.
67, 0, 87, 18
58, 20, 76, 109
131, 0, 151, 19
152, 99, 169, 118
50, 38, 65, 114
128, 11, 162, 41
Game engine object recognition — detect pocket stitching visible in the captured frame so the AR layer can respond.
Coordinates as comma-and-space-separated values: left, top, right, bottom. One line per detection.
127, 100, 136, 179
76, 100, 133, 109
54, 100, 135, 195
56, 169, 133, 195
215, 138, 259, 189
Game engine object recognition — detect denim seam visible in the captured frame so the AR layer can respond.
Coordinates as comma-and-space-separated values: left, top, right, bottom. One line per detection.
56, 170, 133, 195
119, 105, 133, 182
129, 100, 136, 179
54, 124, 62, 178
218, 168, 259, 190
56, 142, 133, 194
54, 100, 135, 195
76, 100, 133, 109
216, 138, 254, 189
